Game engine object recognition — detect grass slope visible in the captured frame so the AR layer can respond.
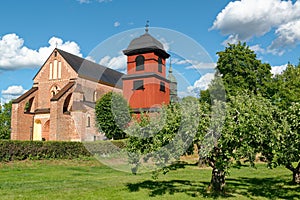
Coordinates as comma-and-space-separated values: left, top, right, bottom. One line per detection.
0, 159, 299, 200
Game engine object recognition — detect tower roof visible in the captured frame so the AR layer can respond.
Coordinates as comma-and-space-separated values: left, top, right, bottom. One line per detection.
167, 60, 177, 83
123, 32, 170, 58
126, 33, 164, 51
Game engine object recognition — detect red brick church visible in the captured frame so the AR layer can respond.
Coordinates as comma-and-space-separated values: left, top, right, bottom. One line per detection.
11, 28, 177, 141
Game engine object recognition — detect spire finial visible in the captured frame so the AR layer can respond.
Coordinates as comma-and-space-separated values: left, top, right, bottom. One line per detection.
169, 57, 173, 73
55, 41, 58, 48
145, 20, 149, 33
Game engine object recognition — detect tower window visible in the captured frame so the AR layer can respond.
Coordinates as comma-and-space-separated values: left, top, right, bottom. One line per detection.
135, 55, 145, 71
160, 82, 165, 92
158, 57, 162, 73
133, 80, 144, 90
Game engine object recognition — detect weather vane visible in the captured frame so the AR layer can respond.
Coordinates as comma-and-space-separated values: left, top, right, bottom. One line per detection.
145, 20, 149, 33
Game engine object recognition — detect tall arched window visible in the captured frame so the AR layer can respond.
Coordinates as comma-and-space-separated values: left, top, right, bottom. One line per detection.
93, 91, 98, 102
49, 63, 53, 79
135, 55, 145, 71
87, 116, 91, 127
158, 57, 162, 73
53, 60, 58, 79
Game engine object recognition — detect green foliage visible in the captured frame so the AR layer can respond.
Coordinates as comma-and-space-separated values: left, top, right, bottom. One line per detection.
0, 140, 91, 162
126, 99, 199, 175
0, 101, 12, 139
271, 64, 300, 110
265, 102, 300, 183
214, 42, 272, 97
95, 92, 131, 140
197, 94, 281, 191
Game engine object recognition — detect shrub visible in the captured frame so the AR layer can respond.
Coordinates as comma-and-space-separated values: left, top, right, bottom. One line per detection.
0, 140, 91, 162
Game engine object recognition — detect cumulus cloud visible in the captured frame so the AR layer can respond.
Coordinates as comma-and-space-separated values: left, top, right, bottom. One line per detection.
187, 73, 215, 97
172, 58, 216, 69
1, 85, 27, 103
114, 21, 120, 27
0, 33, 82, 70
211, 0, 300, 53
271, 64, 287, 75
99, 51, 127, 71
268, 19, 300, 53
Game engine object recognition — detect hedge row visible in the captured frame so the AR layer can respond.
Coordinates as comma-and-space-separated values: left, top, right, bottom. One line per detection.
0, 140, 127, 162
83, 140, 127, 155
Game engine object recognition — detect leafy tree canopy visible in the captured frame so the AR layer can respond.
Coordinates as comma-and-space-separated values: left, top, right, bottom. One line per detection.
95, 92, 131, 140
271, 63, 300, 110
213, 42, 272, 98
0, 101, 12, 139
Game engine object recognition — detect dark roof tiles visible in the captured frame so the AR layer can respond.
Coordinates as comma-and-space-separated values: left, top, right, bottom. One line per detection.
57, 49, 124, 88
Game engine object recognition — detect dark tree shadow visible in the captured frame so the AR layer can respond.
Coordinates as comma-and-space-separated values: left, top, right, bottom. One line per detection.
127, 179, 225, 198
226, 176, 300, 200
126, 171, 300, 199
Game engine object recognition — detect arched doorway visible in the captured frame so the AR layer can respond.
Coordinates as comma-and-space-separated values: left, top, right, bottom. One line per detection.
33, 119, 42, 141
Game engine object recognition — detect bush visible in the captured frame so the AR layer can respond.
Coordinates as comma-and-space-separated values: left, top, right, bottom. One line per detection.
0, 140, 91, 162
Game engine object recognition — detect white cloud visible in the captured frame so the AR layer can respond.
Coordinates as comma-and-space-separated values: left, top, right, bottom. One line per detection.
1, 85, 27, 103
211, 0, 300, 53
268, 19, 300, 53
0, 33, 82, 70
271, 64, 287, 76
114, 21, 120, 27
172, 58, 216, 69
249, 44, 266, 54
77, 0, 90, 3
99, 51, 127, 71
187, 73, 215, 97
158, 37, 172, 51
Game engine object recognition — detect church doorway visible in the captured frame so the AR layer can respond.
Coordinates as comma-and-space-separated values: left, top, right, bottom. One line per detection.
33, 119, 42, 141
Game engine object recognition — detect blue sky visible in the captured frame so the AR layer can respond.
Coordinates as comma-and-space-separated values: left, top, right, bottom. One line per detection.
1, 0, 300, 103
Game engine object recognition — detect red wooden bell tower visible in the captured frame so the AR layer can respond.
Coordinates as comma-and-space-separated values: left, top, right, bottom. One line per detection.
122, 25, 170, 112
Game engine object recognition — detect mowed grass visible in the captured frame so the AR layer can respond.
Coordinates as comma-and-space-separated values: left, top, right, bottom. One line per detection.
0, 158, 299, 200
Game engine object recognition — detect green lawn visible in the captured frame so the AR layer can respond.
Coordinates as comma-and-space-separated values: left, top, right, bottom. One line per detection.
0, 158, 299, 200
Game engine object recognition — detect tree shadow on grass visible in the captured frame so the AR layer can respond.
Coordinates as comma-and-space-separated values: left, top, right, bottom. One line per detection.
127, 179, 225, 198
227, 176, 300, 200
127, 174, 300, 199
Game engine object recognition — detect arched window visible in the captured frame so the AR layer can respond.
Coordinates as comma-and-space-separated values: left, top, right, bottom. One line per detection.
24, 97, 34, 113
93, 91, 98, 102
135, 55, 144, 71
49, 63, 53, 79
58, 61, 62, 79
53, 60, 58, 79
158, 57, 162, 73
87, 116, 91, 127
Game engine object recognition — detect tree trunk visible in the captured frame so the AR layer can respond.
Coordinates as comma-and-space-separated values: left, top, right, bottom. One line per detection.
293, 169, 300, 184
286, 162, 300, 184
210, 167, 226, 192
